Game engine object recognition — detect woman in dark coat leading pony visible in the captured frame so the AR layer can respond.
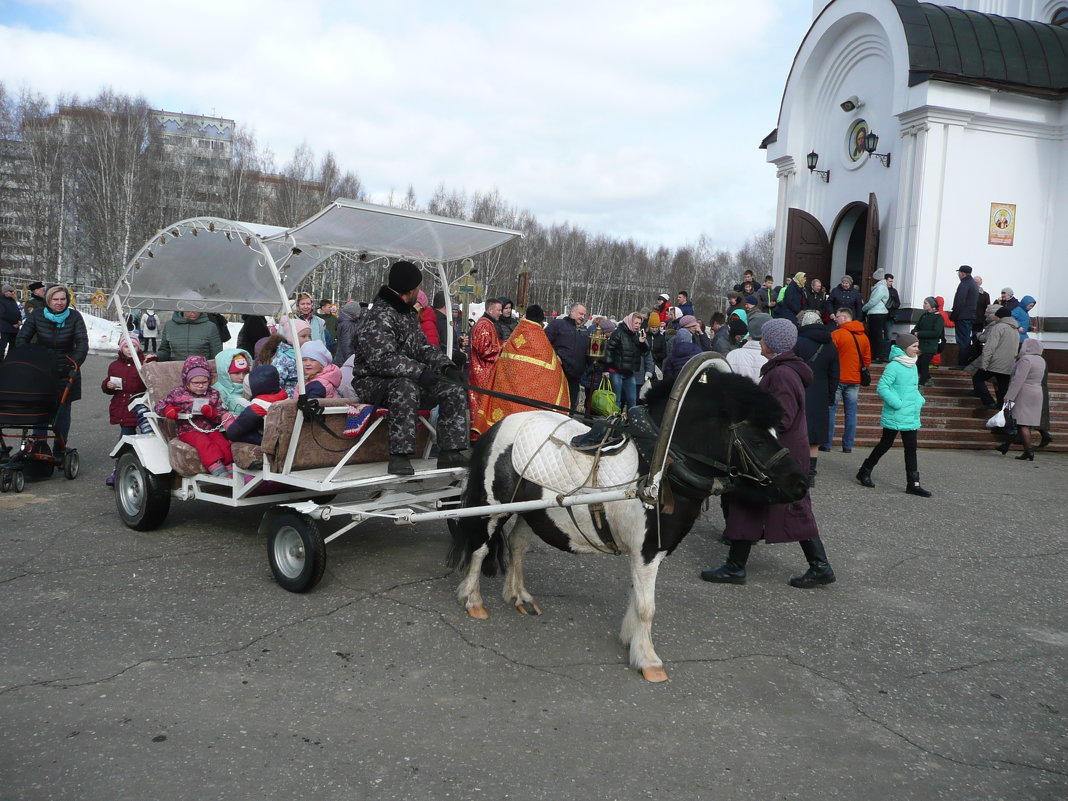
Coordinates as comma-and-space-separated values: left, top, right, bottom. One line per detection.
449, 356, 809, 681
15, 284, 88, 449
702, 318, 836, 589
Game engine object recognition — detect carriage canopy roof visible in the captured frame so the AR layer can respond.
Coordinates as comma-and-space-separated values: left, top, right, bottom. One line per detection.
111, 198, 523, 314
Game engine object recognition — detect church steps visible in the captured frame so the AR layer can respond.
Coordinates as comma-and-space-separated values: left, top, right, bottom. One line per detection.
842, 364, 1067, 452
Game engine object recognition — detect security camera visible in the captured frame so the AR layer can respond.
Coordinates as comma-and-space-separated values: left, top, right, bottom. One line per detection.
840, 96, 863, 113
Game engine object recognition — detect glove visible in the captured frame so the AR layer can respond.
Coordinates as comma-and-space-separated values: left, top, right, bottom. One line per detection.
200, 404, 217, 419
441, 363, 463, 383
417, 365, 438, 389
163, 405, 180, 420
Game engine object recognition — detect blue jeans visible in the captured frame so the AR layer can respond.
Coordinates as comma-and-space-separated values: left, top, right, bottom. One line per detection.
609, 372, 637, 412
826, 383, 859, 450
954, 319, 973, 365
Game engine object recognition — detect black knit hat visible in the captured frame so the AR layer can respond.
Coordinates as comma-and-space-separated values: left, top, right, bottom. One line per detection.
388, 260, 423, 293
525, 304, 545, 324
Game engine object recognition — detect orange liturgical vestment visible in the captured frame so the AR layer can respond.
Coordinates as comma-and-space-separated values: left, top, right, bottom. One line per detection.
468, 314, 502, 429
471, 318, 569, 439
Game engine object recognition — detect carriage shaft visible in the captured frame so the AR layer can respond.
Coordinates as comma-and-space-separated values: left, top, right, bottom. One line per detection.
398, 487, 638, 525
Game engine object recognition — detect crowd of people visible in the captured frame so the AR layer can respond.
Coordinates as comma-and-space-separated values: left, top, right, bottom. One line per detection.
0, 263, 1054, 551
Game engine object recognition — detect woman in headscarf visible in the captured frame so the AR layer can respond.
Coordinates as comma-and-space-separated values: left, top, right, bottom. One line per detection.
15, 284, 89, 451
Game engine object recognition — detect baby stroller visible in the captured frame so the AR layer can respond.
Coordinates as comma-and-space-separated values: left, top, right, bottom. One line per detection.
0, 343, 80, 492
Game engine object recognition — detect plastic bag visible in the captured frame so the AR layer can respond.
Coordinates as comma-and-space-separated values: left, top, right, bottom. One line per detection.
985, 404, 1009, 429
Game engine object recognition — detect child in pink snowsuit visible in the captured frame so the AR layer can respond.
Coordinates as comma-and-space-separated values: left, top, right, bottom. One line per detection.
154, 355, 233, 477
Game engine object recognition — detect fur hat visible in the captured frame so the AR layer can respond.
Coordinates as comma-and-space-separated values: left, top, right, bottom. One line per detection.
761, 318, 798, 353
525, 304, 545, 324
895, 333, 918, 350
388, 260, 423, 293
957, 265, 973, 274
300, 340, 332, 367
27, 281, 45, 292
995, 306, 1013, 318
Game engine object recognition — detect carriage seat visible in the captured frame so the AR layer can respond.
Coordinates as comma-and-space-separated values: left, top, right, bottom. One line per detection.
140, 360, 429, 475
141, 360, 262, 476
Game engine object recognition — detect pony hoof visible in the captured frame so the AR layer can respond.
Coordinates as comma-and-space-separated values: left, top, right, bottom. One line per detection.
641, 665, 669, 683
516, 600, 542, 616
466, 604, 489, 620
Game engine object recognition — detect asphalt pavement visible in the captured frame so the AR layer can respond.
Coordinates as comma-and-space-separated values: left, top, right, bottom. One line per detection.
1, 353, 1065, 800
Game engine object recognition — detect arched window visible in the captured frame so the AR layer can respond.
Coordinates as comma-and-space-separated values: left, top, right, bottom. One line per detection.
1052, 7, 1068, 26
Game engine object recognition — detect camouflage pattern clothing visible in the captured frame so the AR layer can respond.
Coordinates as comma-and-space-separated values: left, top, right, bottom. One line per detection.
351, 286, 468, 454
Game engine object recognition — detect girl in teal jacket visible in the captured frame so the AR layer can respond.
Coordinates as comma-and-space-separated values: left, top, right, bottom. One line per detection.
855, 334, 932, 497
212, 347, 253, 416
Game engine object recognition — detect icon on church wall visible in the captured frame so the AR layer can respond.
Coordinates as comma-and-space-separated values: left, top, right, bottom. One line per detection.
846, 119, 869, 162
988, 203, 1016, 246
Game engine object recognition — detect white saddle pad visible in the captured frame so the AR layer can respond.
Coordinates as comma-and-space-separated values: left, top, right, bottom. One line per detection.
508, 411, 639, 494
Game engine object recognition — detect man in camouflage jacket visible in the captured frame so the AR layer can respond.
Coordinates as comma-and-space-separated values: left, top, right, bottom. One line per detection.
350, 260, 469, 475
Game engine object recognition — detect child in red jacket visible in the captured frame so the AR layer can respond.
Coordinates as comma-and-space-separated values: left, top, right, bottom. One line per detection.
154, 355, 233, 478
101, 333, 148, 487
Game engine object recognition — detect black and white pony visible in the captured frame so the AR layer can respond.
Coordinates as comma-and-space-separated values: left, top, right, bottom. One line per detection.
447, 366, 808, 682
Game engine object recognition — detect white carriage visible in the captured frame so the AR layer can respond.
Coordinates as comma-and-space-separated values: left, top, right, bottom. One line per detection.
109, 200, 652, 592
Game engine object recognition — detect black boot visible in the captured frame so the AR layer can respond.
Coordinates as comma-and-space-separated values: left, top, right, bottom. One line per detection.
437, 448, 469, 469
856, 461, 875, 488
994, 442, 1011, 455
1015, 451, 1034, 462
1038, 430, 1052, 448
388, 453, 414, 476
701, 540, 752, 584
905, 470, 932, 497
789, 538, 836, 588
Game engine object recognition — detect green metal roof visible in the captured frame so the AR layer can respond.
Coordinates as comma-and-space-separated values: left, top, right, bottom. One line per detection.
895, 0, 1068, 96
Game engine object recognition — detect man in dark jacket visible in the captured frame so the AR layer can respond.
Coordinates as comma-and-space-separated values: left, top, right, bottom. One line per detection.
827, 275, 862, 321
544, 302, 589, 409
316, 299, 339, 354
675, 291, 694, 317
22, 281, 47, 317
949, 265, 979, 366
701, 318, 835, 589
757, 275, 781, 315
350, 261, 468, 475
0, 283, 21, 361
973, 276, 991, 337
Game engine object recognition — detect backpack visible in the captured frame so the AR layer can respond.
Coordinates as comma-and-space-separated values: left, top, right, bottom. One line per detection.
776, 285, 788, 303
145, 314, 156, 331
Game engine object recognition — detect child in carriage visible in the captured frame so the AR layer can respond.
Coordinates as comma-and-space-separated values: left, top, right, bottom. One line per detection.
212, 348, 252, 418
101, 332, 149, 487
155, 355, 234, 478
226, 365, 287, 446
300, 340, 342, 399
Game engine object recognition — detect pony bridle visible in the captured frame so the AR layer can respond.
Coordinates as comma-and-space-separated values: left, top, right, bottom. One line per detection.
676, 422, 790, 488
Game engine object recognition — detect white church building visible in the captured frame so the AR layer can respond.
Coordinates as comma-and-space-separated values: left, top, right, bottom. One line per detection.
762, 0, 1068, 369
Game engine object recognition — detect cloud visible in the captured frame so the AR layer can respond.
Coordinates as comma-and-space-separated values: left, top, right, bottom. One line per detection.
0, 0, 812, 250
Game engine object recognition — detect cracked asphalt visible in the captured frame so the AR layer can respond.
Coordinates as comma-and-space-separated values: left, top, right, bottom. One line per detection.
1, 353, 1065, 800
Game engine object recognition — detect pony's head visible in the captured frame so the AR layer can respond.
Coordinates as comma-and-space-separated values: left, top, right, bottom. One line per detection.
643, 372, 808, 505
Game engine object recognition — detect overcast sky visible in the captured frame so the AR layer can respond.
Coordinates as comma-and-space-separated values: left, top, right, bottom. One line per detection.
0, 0, 816, 252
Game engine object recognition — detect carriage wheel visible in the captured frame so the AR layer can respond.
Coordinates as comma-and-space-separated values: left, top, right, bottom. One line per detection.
267, 512, 326, 593
115, 451, 172, 531
62, 450, 80, 480
12, 470, 25, 493
0, 469, 11, 493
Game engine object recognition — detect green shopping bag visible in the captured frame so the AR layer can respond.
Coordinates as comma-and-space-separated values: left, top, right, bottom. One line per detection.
591, 375, 620, 417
